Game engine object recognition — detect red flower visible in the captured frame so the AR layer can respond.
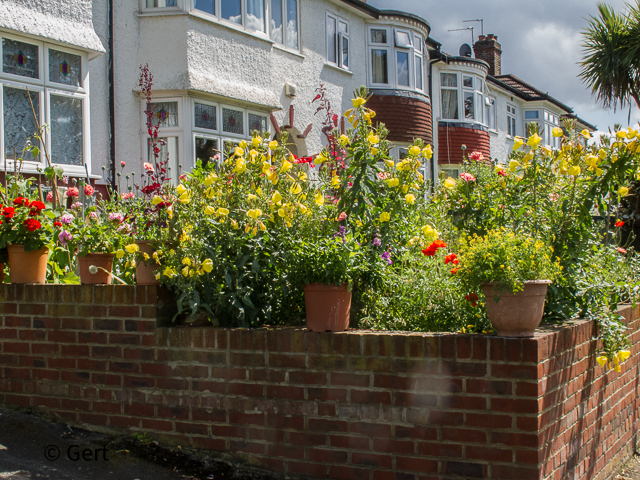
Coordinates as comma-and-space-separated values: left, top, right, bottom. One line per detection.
469, 151, 484, 162
2, 207, 15, 219
28, 201, 46, 216
465, 293, 479, 307
46, 191, 53, 202
121, 161, 126, 168
444, 253, 459, 265
460, 172, 476, 182
450, 268, 459, 274
54, 221, 62, 227
337, 212, 347, 221
13, 197, 29, 207
84, 185, 95, 196
615, 220, 624, 227
141, 183, 160, 195
66, 187, 79, 198
617, 247, 628, 254
422, 239, 447, 256
496, 169, 507, 177
23, 219, 41, 232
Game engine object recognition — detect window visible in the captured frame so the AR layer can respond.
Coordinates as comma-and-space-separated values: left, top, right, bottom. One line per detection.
542, 110, 561, 148
525, 110, 539, 120
269, 0, 298, 49
0, 34, 89, 172
144, 0, 178, 9
440, 73, 458, 120
485, 97, 496, 130
367, 26, 425, 92
326, 14, 349, 70
507, 104, 517, 137
440, 72, 487, 124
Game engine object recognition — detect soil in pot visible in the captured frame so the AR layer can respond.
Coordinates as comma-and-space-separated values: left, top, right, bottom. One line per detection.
482, 280, 552, 337
7, 245, 48, 284
304, 283, 351, 332
78, 253, 114, 285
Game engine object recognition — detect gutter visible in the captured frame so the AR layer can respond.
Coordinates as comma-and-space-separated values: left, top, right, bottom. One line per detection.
108, 0, 116, 189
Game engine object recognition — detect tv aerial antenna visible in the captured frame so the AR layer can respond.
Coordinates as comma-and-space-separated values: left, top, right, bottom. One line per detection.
448, 27, 474, 45
463, 19, 484, 37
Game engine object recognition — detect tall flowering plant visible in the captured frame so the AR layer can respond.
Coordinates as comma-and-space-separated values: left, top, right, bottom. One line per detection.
0, 197, 53, 252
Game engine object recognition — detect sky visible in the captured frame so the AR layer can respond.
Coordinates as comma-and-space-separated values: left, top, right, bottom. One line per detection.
368, 0, 639, 134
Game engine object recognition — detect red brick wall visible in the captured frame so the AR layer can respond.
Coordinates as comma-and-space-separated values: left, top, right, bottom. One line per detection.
438, 124, 491, 165
368, 93, 433, 145
0, 284, 638, 480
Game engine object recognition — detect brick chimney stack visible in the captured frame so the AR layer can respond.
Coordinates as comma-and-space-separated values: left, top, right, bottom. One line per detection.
473, 34, 502, 76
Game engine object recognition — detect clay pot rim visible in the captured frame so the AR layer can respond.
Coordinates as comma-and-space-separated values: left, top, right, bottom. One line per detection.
7, 244, 49, 254
481, 280, 553, 287
304, 283, 350, 291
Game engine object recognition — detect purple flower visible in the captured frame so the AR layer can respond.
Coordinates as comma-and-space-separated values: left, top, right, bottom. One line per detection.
71, 202, 83, 209
334, 225, 346, 244
109, 212, 124, 224
60, 213, 75, 224
381, 252, 392, 265
372, 234, 381, 247
58, 230, 73, 246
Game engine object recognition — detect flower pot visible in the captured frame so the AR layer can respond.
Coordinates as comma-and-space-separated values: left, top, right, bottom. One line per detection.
135, 241, 160, 285
78, 253, 114, 285
7, 245, 48, 284
482, 280, 552, 337
304, 283, 351, 332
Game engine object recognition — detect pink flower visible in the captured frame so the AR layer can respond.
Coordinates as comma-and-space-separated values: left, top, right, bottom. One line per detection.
60, 214, 75, 224
121, 161, 126, 168
378, 172, 390, 180
460, 172, 476, 182
84, 185, 95, 196
179, 173, 187, 180
46, 191, 53, 202
121, 192, 135, 200
58, 230, 73, 246
617, 247, 628, 254
144, 162, 154, 172
109, 212, 124, 223
66, 187, 79, 198
469, 151, 484, 162
337, 212, 347, 221
89, 211, 98, 220
71, 202, 83, 209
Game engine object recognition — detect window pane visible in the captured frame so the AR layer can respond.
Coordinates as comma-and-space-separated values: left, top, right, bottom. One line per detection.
194, 0, 214, 15
339, 21, 348, 35
341, 35, 349, 68
441, 89, 458, 119
3, 87, 39, 161
464, 92, 474, 119
370, 29, 387, 44
270, 0, 283, 43
149, 137, 179, 181
286, 0, 298, 49
221, 0, 242, 24
194, 103, 217, 130
395, 30, 411, 48
441, 73, 457, 87
326, 16, 337, 64
146, 0, 177, 6
150, 101, 178, 128
396, 51, 409, 86
475, 93, 483, 122
415, 55, 423, 90
2, 39, 38, 79
195, 137, 218, 168
248, 113, 267, 134
246, 0, 265, 32
371, 49, 388, 84
414, 35, 423, 52
49, 49, 81, 87
463, 76, 473, 88
222, 108, 243, 134
525, 110, 539, 119
50, 95, 83, 165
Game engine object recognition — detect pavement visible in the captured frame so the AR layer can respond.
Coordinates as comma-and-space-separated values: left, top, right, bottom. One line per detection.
0, 408, 186, 480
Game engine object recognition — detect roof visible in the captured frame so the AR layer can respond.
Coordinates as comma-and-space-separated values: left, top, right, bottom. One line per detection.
488, 74, 573, 114
337, 0, 431, 35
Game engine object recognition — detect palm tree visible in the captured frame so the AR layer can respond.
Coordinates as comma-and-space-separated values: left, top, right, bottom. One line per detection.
580, 2, 640, 111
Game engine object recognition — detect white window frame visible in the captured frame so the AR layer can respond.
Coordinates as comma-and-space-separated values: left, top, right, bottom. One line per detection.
141, 0, 183, 13
0, 33, 90, 176
325, 12, 349, 71
507, 103, 517, 137
439, 71, 486, 125
269, 0, 300, 51
485, 96, 496, 131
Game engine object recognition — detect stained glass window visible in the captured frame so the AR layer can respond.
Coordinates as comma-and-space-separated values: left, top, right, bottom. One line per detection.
50, 95, 83, 165
49, 49, 81, 87
248, 114, 267, 134
150, 101, 178, 128
222, 108, 243, 134
2, 39, 38, 78
3, 87, 39, 160
194, 103, 217, 130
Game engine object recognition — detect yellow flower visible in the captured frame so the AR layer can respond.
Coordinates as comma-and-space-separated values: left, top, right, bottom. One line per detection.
616, 130, 627, 139
552, 127, 564, 138
370, 147, 379, 155
269, 140, 278, 149
298, 172, 308, 182
182, 257, 191, 266
204, 205, 216, 216
280, 160, 292, 174
239, 140, 247, 149
368, 133, 379, 145
163, 267, 176, 278
522, 151, 534, 164
230, 218, 238, 229
405, 194, 416, 204
352, 97, 366, 108
315, 152, 327, 164
204, 173, 218, 186
619, 350, 631, 361
331, 176, 340, 187
252, 136, 262, 147
217, 207, 229, 216
290, 183, 302, 195
125, 244, 139, 254
115, 249, 125, 259
182, 266, 189, 277
272, 191, 283, 204
422, 145, 433, 159
408, 145, 421, 156
339, 135, 350, 147
179, 191, 192, 204
443, 177, 456, 189
277, 208, 286, 218
314, 191, 324, 206
167, 205, 173, 219
568, 165, 581, 176
202, 258, 213, 273
266, 170, 278, 184
513, 136, 525, 150
387, 178, 400, 188
385, 159, 395, 168
234, 146, 244, 157
598, 148, 607, 160
152, 195, 164, 205
401, 185, 409, 194
585, 155, 599, 167
527, 133, 542, 148
581, 129, 591, 139
247, 209, 262, 220
612, 155, 619, 163
143, 253, 150, 261
379, 212, 390, 222
248, 194, 257, 202
234, 158, 247, 174
595, 167, 603, 176
619, 186, 630, 197
176, 184, 187, 195
298, 203, 308, 214
509, 159, 519, 172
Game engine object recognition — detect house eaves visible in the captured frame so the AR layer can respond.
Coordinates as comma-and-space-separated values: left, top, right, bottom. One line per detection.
488, 74, 574, 114
336, 0, 431, 36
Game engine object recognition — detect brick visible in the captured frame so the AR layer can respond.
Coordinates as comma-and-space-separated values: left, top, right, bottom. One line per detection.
288, 461, 327, 477
308, 418, 348, 433
466, 445, 511, 462
396, 456, 438, 474
350, 422, 391, 437
229, 382, 264, 397
443, 461, 485, 478
352, 389, 392, 404
288, 371, 326, 385
328, 465, 370, 480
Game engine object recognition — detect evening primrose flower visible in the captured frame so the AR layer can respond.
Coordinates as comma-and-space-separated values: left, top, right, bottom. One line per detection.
513, 136, 525, 150
314, 191, 324, 206
581, 129, 591, 139
234, 158, 247, 174
568, 165, 581, 176
125, 244, 139, 254
269, 140, 278, 149
115, 249, 125, 259
352, 97, 366, 108
405, 194, 416, 204
387, 178, 400, 188
552, 127, 564, 137
239, 140, 248, 149
443, 177, 456, 189
290, 183, 302, 195
370, 147, 379, 155
421, 225, 438, 242
527, 133, 542, 148
616, 130, 627, 139
509, 159, 519, 172
331, 176, 340, 187
315, 152, 327, 164
248, 194, 257, 202
385, 159, 395, 168
230, 218, 239, 229
339, 135, 350, 147
280, 160, 292, 174
182, 266, 189, 277
182, 257, 191, 266
368, 133, 379, 145
598, 148, 607, 160
408, 145, 421, 156
247, 209, 262, 220
619, 350, 631, 361
204, 173, 218, 186
596, 355, 607, 368
202, 258, 213, 273
179, 191, 192, 204
272, 191, 283, 204
176, 184, 187, 195
217, 207, 229, 216
619, 186, 630, 197
252, 136, 262, 147
234, 146, 244, 157
422, 145, 433, 159
204, 206, 216, 215
152, 195, 164, 205
163, 267, 177, 278
379, 212, 391, 222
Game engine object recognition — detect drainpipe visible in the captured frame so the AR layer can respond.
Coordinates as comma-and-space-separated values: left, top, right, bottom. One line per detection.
428, 46, 440, 192
108, 0, 116, 190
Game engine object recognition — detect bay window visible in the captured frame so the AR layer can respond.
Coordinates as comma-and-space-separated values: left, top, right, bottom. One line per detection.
367, 26, 425, 92
440, 71, 489, 125
0, 34, 89, 173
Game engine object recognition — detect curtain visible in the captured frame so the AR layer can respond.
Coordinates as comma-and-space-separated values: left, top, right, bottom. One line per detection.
371, 49, 388, 84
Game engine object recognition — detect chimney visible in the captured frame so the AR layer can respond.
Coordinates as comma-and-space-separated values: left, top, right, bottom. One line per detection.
473, 34, 502, 76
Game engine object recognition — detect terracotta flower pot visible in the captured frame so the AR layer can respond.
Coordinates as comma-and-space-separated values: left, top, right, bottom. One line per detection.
78, 253, 114, 285
482, 280, 552, 337
304, 283, 351, 332
135, 241, 160, 285
7, 245, 48, 284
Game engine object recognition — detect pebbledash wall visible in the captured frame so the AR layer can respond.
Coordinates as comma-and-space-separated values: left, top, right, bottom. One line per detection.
0, 285, 638, 480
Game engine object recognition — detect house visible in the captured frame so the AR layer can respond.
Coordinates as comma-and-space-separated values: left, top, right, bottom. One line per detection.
0, 0, 593, 190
